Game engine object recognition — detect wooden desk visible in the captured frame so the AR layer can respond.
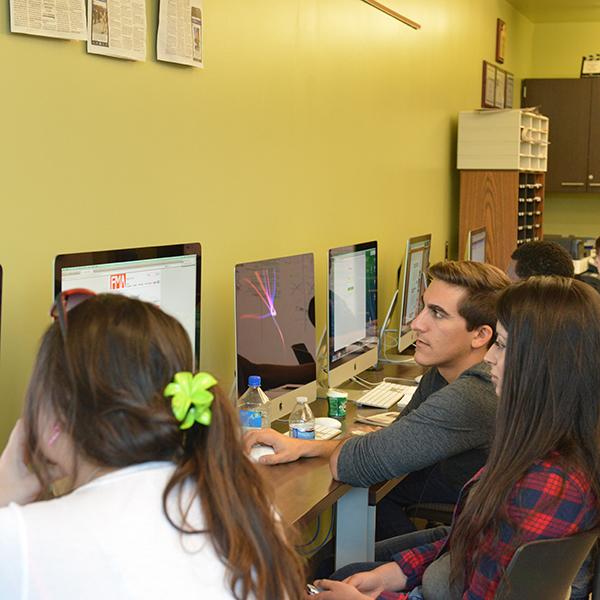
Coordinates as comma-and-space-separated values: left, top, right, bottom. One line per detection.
260, 456, 350, 526
261, 359, 425, 567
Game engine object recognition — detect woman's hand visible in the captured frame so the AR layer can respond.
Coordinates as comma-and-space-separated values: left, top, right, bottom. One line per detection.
312, 579, 372, 599
0, 420, 43, 507
346, 562, 408, 594
343, 570, 387, 596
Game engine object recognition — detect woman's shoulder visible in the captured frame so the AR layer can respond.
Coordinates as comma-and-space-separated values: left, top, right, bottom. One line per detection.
516, 455, 595, 507
506, 455, 599, 538
11, 462, 178, 520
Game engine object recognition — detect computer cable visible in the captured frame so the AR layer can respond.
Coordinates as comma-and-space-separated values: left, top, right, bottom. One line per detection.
350, 376, 378, 388
296, 510, 335, 557
295, 515, 321, 550
380, 333, 417, 365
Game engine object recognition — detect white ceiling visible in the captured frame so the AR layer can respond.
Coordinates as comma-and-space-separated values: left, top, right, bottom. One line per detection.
507, 0, 600, 22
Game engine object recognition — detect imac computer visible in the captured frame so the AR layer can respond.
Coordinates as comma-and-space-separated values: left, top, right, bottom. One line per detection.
234, 252, 316, 422
328, 241, 378, 387
465, 227, 486, 263
397, 234, 432, 353
54, 243, 202, 368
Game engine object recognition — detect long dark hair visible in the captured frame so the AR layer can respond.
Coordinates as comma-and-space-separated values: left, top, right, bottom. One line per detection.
24, 294, 305, 600
450, 276, 600, 585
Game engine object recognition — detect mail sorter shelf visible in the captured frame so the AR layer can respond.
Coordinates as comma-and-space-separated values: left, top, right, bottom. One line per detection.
457, 110, 549, 172
459, 170, 545, 270
517, 172, 545, 246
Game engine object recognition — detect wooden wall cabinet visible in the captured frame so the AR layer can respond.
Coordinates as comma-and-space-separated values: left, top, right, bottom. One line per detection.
522, 78, 600, 193
459, 170, 545, 271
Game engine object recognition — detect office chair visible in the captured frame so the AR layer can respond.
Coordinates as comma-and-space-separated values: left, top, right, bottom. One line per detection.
592, 539, 600, 598
405, 502, 455, 527
494, 529, 599, 600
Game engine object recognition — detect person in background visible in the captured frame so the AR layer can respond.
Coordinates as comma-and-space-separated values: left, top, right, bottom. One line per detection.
313, 276, 600, 600
246, 261, 510, 542
506, 239, 574, 281
0, 293, 305, 600
508, 238, 600, 294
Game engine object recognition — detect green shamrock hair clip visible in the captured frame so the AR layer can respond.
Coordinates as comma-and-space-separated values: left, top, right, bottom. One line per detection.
164, 371, 217, 430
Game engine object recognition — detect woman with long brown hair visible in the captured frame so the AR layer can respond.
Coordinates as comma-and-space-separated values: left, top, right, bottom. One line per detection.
313, 276, 600, 599
0, 293, 305, 599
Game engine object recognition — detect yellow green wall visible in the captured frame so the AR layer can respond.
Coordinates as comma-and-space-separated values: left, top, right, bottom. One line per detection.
530, 22, 600, 236
0, 0, 533, 444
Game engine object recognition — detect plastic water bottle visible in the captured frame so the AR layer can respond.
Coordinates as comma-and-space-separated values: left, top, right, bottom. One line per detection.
289, 396, 315, 440
239, 375, 270, 431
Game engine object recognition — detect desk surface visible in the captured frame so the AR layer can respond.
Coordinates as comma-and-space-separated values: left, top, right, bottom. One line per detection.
268, 360, 425, 526
260, 458, 351, 525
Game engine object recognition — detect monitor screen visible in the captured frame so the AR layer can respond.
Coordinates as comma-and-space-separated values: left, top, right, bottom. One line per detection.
468, 227, 486, 263
328, 241, 377, 386
398, 234, 431, 353
54, 243, 201, 367
235, 253, 316, 418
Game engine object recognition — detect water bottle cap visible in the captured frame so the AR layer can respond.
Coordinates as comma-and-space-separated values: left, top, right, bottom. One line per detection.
248, 375, 261, 387
297, 396, 308, 404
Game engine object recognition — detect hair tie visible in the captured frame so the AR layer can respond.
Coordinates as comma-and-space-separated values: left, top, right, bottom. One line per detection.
164, 372, 217, 430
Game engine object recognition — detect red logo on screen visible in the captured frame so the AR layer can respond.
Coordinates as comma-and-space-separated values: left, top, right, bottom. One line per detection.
110, 273, 127, 290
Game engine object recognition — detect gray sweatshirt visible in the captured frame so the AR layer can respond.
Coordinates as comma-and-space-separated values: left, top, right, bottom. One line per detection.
337, 362, 497, 488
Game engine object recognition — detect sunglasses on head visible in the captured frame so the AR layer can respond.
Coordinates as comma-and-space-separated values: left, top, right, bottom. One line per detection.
50, 288, 96, 334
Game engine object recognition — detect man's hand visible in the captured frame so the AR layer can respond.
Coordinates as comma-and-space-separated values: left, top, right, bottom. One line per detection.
0, 420, 43, 507
243, 428, 307, 465
311, 579, 372, 599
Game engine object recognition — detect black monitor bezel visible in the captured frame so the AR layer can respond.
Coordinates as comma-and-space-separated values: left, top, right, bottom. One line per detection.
328, 240, 378, 371
54, 243, 201, 369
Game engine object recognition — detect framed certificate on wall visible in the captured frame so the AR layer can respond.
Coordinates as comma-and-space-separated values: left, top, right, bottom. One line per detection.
495, 68, 506, 108
482, 61, 496, 108
505, 73, 514, 108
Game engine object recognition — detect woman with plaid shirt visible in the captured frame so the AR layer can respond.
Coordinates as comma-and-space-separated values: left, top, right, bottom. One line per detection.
313, 276, 600, 600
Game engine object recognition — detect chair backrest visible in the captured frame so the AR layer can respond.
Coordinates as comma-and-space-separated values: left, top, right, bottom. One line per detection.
495, 530, 599, 600
405, 502, 455, 526
592, 540, 600, 598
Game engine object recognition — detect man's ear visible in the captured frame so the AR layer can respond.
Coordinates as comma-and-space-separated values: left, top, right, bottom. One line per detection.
471, 324, 493, 350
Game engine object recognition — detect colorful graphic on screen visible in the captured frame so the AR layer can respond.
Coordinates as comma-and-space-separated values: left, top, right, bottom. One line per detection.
240, 269, 285, 348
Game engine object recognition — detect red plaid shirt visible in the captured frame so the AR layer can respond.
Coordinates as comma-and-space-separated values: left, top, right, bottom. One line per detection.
379, 456, 598, 600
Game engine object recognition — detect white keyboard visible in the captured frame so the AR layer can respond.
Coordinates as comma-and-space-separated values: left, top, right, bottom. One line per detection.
284, 424, 341, 441
315, 424, 342, 440
357, 381, 417, 409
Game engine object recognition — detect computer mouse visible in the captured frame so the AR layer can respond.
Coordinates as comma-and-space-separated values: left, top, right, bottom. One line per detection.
249, 444, 276, 462
314, 417, 342, 430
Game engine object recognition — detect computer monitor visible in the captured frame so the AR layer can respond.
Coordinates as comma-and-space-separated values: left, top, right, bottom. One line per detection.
397, 234, 432, 353
327, 241, 378, 387
465, 227, 486, 263
54, 243, 201, 368
235, 252, 316, 422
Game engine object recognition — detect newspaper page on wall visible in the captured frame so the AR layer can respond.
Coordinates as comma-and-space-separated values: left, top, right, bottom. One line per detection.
87, 0, 146, 61
10, 0, 86, 40
157, 0, 203, 68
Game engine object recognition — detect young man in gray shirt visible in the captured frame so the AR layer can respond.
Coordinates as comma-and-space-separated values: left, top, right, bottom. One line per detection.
245, 261, 510, 538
